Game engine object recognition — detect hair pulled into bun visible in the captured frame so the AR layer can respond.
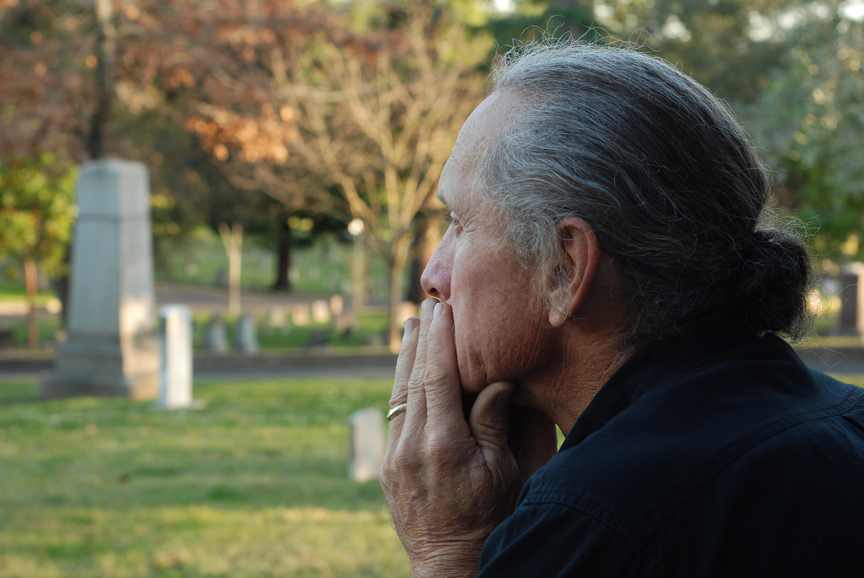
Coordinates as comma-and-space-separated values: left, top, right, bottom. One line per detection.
732, 229, 813, 340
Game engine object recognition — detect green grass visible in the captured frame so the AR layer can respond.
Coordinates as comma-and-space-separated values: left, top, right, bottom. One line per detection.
0, 281, 56, 306
0, 377, 408, 577
1, 316, 62, 350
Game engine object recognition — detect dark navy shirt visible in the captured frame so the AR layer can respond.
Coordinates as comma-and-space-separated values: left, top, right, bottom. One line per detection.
478, 329, 864, 577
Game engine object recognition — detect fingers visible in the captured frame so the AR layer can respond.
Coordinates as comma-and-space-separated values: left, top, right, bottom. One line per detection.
391, 316, 419, 407
386, 316, 419, 445
422, 302, 466, 430
403, 299, 439, 433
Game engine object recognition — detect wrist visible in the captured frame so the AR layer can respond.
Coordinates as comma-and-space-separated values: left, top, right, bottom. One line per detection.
411, 562, 478, 578
409, 543, 484, 578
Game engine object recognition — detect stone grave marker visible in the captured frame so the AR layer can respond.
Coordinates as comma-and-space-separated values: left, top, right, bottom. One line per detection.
334, 303, 356, 335
838, 263, 864, 335
41, 160, 160, 399
158, 304, 193, 409
348, 408, 384, 482
330, 295, 344, 317
234, 313, 260, 354
312, 299, 331, 324
292, 304, 311, 326
204, 315, 229, 353
267, 307, 288, 334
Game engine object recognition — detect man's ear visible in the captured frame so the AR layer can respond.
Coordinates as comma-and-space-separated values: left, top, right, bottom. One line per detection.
547, 217, 600, 328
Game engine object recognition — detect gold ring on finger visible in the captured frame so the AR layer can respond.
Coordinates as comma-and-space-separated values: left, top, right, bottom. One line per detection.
386, 402, 408, 421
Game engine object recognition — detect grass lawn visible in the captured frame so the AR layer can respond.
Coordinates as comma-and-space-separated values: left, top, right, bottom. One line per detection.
0, 377, 408, 577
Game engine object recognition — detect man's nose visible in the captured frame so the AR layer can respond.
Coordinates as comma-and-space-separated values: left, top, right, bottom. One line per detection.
421, 247, 451, 302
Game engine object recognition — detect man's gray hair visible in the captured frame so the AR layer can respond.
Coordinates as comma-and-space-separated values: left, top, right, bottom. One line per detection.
479, 41, 812, 350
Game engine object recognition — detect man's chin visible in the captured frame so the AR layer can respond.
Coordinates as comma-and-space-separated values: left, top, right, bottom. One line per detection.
456, 368, 487, 396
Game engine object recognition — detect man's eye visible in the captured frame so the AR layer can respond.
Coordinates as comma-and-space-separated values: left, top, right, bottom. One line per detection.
447, 214, 463, 233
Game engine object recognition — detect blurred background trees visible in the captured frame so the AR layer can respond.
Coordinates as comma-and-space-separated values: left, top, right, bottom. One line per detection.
2, 0, 864, 350
0, 155, 75, 348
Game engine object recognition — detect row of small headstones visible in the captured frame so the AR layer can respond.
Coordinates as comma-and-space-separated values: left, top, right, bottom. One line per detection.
201, 296, 361, 353
201, 299, 422, 353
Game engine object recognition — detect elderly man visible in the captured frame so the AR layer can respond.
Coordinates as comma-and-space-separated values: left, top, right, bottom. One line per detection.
380, 42, 864, 577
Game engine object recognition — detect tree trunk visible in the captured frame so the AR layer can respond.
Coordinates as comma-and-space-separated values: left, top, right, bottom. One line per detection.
387, 236, 411, 353
87, 0, 115, 159
351, 231, 367, 310
24, 256, 39, 349
272, 215, 291, 292
218, 223, 243, 315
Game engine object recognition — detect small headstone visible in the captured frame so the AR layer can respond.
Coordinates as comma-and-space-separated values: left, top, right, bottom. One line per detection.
291, 304, 310, 326
334, 304, 357, 335
348, 408, 384, 482
330, 295, 344, 317
838, 262, 864, 335
312, 299, 331, 324
268, 307, 287, 334
158, 304, 193, 409
234, 313, 260, 354
204, 316, 229, 353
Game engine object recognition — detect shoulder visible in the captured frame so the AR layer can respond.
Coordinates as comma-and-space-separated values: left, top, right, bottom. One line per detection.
531, 341, 864, 536
481, 338, 864, 576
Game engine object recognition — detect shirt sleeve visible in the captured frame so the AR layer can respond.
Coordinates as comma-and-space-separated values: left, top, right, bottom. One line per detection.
477, 502, 653, 578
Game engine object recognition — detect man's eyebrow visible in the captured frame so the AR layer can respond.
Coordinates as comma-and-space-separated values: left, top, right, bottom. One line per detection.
436, 191, 448, 207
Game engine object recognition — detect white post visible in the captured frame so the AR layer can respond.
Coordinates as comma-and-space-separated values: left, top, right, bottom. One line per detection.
348, 408, 384, 482
159, 304, 193, 409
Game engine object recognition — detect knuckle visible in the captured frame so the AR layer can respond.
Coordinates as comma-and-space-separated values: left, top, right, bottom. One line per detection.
424, 442, 458, 468
392, 450, 420, 473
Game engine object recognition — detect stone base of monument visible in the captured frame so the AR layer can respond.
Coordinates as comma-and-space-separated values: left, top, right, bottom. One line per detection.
40, 333, 161, 399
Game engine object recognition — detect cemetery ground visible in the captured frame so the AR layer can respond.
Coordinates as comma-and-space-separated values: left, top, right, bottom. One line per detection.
0, 375, 409, 577
3, 371, 864, 577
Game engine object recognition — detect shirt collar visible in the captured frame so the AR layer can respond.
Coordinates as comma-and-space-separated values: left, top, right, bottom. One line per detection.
560, 326, 760, 452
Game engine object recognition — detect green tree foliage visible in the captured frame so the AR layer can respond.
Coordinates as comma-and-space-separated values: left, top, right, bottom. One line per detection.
746, 10, 864, 259
483, 0, 597, 54
592, 1, 864, 261
592, 0, 796, 103
0, 154, 76, 347
0, 154, 76, 278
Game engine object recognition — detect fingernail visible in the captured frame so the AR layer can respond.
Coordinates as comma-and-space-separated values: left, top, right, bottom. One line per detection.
494, 383, 515, 408
422, 299, 435, 319
434, 302, 443, 319
402, 318, 416, 343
